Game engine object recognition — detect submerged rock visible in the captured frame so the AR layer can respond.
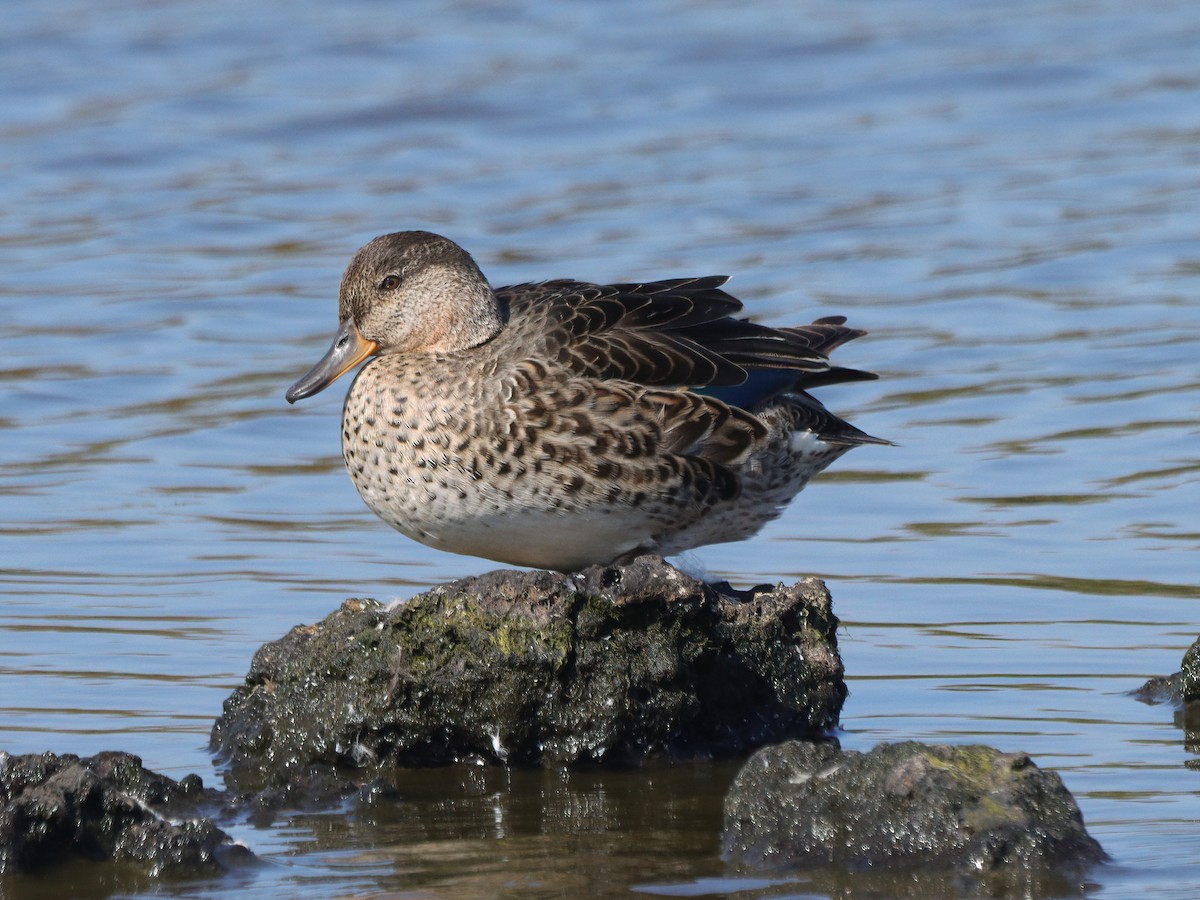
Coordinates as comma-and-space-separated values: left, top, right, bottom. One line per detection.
1135, 634, 1200, 707
212, 556, 845, 790
1134, 634, 1200, 769
723, 740, 1105, 885
0, 750, 250, 876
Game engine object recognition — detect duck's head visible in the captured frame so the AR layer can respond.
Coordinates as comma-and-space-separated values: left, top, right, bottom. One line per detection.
286, 231, 504, 403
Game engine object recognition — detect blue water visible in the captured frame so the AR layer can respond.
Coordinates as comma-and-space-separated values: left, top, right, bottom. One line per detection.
2, 0, 1199, 896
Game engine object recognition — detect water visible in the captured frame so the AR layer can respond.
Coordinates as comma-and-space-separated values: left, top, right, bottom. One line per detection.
2, 0, 1198, 895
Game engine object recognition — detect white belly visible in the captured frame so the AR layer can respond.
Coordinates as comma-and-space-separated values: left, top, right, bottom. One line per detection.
362, 480, 651, 571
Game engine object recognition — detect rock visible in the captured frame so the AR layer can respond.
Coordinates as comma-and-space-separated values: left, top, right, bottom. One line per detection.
723, 740, 1105, 885
212, 556, 845, 790
1183, 639, 1200, 699
0, 750, 251, 876
1133, 672, 1184, 706
1134, 635, 1200, 769
1135, 635, 1200, 706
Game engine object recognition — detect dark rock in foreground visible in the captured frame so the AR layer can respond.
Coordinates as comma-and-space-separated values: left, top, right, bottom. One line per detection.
723, 740, 1105, 886
0, 750, 250, 876
212, 556, 845, 789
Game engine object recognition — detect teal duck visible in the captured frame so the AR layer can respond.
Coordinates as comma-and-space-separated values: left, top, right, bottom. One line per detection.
286, 231, 887, 571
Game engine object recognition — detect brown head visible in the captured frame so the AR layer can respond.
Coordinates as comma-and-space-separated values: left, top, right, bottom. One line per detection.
286, 231, 506, 403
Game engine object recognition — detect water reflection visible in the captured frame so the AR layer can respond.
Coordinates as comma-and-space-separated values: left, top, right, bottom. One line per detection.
226, 761, 1100, 899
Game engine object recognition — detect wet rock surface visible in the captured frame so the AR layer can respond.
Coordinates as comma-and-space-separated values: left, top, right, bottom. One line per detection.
1182, 637, 1200, 699
723, 740, 1105, 887
0, 750, 250, 877
211, 556, 846, 790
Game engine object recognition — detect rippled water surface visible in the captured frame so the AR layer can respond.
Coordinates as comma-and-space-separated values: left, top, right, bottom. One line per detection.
2, 0, 1199, 896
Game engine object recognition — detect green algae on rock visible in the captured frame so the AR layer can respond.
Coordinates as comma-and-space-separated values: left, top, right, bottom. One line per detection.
211, 556, 846, 790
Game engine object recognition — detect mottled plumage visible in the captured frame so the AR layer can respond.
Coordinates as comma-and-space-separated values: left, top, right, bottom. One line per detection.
286, 231, 887, 571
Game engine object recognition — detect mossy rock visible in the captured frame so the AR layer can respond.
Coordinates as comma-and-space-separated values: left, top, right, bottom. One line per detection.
723, 740, 1106, 886
211, 556, 845, 790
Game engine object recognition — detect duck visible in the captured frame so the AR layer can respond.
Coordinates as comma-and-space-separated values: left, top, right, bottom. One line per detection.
286, 231, 887, 571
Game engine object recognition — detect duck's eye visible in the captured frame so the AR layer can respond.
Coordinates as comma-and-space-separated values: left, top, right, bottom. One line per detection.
379, 274, 402, 291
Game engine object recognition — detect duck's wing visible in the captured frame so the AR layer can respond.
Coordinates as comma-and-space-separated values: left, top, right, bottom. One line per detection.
496, 277, 861, 396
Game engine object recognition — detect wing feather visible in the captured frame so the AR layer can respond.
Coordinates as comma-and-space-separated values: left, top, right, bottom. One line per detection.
496, 277, 871, 396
